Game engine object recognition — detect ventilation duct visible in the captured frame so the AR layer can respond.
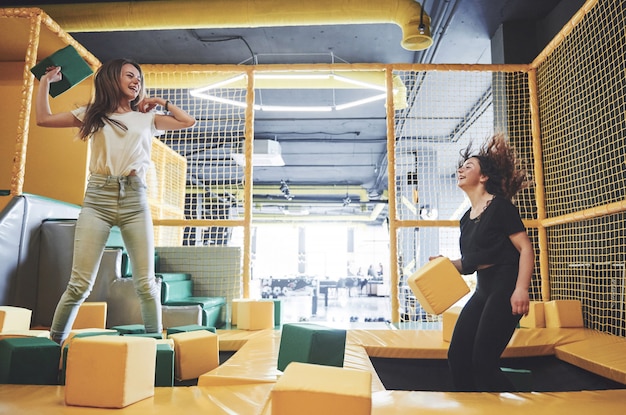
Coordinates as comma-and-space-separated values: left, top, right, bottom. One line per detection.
39, 0, 432, 51
231, 139, 285, 167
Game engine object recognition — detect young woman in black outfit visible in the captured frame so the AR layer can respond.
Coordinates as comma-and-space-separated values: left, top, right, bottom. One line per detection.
432, 134, 534, 392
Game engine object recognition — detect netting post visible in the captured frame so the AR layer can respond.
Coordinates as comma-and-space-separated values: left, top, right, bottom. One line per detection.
528, 68, 550, 301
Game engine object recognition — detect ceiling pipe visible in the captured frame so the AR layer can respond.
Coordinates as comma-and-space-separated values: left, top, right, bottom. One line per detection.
38, 0, 432, 51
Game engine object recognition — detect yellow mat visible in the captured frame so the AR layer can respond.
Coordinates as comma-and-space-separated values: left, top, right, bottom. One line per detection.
2, 385, 626, 415
347, 327, 596, 359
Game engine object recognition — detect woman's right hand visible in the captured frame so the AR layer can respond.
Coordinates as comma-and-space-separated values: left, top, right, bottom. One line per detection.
42, 66, 63, 83
428, 255, 443, 261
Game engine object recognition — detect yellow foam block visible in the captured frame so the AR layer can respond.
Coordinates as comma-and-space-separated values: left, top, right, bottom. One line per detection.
238, 300, 274, 330
0, 329, 50, 340
65, 336, 156, 408
407, 257, 469, 315
169, 329, 219, 381
72, 302, 107, 329
271, 362, 371, 415
0, 306, 32, 332
231, 298, 252, 326
544, 300, 584, 328
442, 306, 462, 342
519, 301, 545, 328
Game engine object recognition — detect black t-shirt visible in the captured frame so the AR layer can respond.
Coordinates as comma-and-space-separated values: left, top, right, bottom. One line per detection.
459, 196, 526, 275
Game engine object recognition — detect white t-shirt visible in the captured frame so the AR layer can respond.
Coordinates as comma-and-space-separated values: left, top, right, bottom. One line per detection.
71, 107, 161, 182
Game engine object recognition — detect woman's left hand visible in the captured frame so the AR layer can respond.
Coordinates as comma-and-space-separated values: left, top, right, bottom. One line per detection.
510, 287, 530, 316
136, 97, 163, 113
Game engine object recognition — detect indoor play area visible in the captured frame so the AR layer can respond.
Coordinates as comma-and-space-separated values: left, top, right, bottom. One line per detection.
1, 0, 626, 413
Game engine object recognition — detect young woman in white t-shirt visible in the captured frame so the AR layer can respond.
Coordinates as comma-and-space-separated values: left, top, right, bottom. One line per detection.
36, 58, 195, 344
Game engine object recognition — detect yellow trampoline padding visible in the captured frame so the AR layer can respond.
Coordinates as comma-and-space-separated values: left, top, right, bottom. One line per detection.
216, 328, 269, 351
348, 327, 597, 359
555, 332, 626, 385
2, 384, 626, 415
407, 257, 469, 315
349, 329, 449, 359
200, 329, 385, 392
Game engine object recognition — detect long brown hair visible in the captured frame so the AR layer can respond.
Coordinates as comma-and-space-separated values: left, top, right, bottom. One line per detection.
459, 134, 529, 200
77, 59, 145, 141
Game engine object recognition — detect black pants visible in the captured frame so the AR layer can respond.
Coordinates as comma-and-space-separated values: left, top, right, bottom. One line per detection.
447, 264, 522, 392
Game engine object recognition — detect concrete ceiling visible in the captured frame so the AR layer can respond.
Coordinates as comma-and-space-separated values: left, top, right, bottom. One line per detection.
8, 0, 575, 224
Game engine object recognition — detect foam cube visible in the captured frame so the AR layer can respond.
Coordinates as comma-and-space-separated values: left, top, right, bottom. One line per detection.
277, 323, 346, 372
65, 336, 156, 408
271, 362, 371, 415
60, 329, 120, 382
155, 341, 175, 387
442, 306, 462, 342
519, 301, 546, 328
162, 305, 202, 328
269, 298, 283, 327
501, 367, 533, 392
237, 300, 274, 330
166, 324, 216, 336
544, 300, 584, 328
112, 324, 146, 335
62, 328, 119, 349
72, 302, 107, 329
0, 306, 32, 332
0, 337, 61, 385
0, 330, 50, 340
169, 329, 219, 381
407, 257, 469, 315
230, 298, 249, 326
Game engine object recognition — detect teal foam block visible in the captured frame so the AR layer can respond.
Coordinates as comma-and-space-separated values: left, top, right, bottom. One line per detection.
266, 299, 282, 327
0, 337, 61, 385
30, 44, 93, 97
277, 323, 346, 372
502, 367, 533, 392
166, 324, 216, 336
112, 324, 146, 335
155, 343, 174, 387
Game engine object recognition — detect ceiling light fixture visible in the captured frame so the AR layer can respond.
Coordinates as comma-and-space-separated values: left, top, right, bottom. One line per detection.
189, 71, 397, 112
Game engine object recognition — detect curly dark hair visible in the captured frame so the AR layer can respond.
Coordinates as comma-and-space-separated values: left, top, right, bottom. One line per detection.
77, 58, 145, 141
459, 134, 529, 200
